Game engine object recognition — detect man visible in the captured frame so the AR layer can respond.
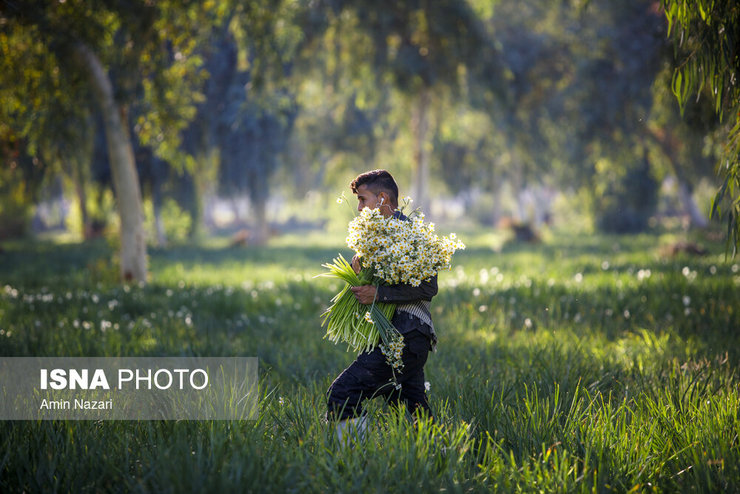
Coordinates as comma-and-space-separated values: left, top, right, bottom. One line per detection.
327, 169, 438, 439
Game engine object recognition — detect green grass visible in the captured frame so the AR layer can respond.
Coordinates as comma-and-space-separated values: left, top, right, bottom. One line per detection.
1, 230, 739, 492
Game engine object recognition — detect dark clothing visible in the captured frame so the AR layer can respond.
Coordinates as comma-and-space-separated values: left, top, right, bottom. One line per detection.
327, 209, 438, 421
376, 276, 437, 346
326, 315, 432, 421
376, 276, 438, 303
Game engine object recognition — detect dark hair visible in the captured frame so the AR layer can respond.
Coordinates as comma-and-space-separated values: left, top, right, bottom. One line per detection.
350, 169, 399, 206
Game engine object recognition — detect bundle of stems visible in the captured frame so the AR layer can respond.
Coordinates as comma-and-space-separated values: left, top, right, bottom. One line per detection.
319, 254, 398, 354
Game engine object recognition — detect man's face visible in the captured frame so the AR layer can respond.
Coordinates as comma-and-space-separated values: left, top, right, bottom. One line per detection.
354, 185, 391, 216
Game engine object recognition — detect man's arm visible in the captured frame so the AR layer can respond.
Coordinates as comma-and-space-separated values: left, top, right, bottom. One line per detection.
350, 276, 438, 305
376, 276, 438, 303
350, 254, 438, 304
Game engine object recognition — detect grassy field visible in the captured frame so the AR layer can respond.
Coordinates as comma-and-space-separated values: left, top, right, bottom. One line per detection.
1, 229, 739, 492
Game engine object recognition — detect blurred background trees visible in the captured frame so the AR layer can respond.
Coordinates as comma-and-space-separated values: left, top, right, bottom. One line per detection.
1, 0, 734, 281
661, 0, 740, 254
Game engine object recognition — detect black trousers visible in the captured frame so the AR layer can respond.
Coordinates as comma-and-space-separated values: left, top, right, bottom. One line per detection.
326, 313, 433, 421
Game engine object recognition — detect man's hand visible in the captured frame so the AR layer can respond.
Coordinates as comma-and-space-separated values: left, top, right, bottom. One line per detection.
351, 285, 377, 305
351, 255, 361, 274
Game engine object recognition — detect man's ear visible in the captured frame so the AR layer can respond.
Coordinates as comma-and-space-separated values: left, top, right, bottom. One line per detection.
377, 192, 388, 206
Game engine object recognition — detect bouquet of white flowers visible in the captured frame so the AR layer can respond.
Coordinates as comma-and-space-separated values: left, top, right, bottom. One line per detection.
345, 206, 465, 287
320, 199, 465, 372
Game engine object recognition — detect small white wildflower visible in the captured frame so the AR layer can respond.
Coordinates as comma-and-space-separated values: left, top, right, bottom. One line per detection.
637, 269, 651, 281
479, 269, 489, 284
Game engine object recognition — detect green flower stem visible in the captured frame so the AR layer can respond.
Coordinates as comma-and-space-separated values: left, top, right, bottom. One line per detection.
319, 254, 397, 353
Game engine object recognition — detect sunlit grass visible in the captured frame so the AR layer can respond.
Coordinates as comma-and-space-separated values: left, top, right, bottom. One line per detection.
1, 229, 738, 492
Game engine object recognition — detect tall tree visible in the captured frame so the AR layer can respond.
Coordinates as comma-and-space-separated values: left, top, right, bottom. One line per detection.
311, 0, 505, 210
648, 65, 720, 228
181, 0, 302, 243
662, 0, 740, 253
0, 1, 216, 281
75, 42, 146, 280
481, 0, 668, 232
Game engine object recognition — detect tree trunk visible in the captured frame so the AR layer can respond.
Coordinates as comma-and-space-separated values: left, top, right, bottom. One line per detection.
412, 88, 431, 211
71, 161, 91, 240
677, 179, 709, 229
153, 208, 166, 247
248, 159, 270, 246
188, 180, 204, 239
511, 149, 525, 223
152, 184, 167, 247
188, 149, 219, 238
252, 195, 269, 246
75, 42, 147, 282
647, 128, 708, 229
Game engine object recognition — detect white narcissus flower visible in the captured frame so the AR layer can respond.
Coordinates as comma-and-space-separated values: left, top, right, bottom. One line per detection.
345, 202, 465, 287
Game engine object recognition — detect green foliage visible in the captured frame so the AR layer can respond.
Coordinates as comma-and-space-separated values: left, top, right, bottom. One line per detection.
64, 184, 117, 237
663, 1, 739, 119
593, 154, 660, 233
336, 0, 504, 96
436, 108, 503, 195
4, 0, 731, 253
0, 130, 49, 239
0, 15, 89, 161
0, 167, 33, 239
0, 232, 739, 491
710, 122, 740, 256
319, 254, 396, 354
143, 197, 193, 245
663, 0, 740, 254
